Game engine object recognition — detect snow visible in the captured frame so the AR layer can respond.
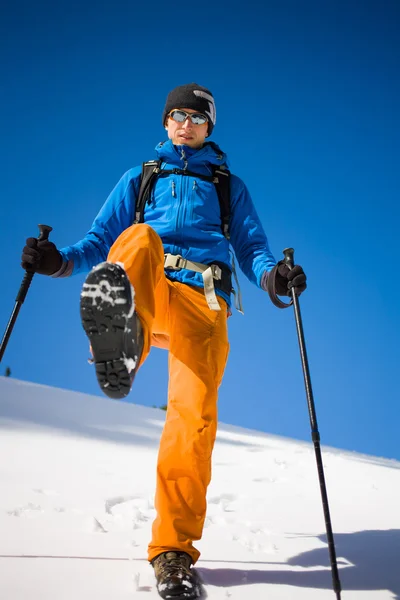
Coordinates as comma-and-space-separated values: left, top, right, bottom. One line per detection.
0, 376, 399, 599
123, 355, 138, 373
81, 279, 128, 306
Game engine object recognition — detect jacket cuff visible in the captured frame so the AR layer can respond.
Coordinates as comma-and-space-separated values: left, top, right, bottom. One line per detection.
260, 270, 269, 291
51, 259, 74, 278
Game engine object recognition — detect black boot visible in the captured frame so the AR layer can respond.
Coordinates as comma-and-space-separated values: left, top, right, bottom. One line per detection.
80, 262, 143, 400
152, 551, 203, 599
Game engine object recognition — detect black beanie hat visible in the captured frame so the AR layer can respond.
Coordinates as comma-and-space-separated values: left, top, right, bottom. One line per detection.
162, 83, 216, 136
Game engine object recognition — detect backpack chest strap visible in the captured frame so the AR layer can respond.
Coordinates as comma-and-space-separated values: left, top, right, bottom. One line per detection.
158, 168, 216, 183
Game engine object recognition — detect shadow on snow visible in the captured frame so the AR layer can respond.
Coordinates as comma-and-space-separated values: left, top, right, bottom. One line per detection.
198, 529, 400, 598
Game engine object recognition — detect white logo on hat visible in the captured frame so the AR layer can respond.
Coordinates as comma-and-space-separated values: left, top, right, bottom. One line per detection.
193, 90, 216, 125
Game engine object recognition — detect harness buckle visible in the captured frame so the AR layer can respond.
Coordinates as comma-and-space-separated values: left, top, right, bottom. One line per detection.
211, 264, 222, 280
164, 254, 186, 270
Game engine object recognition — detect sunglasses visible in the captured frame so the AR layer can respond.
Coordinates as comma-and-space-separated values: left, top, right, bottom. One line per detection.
168, 109, 208, 126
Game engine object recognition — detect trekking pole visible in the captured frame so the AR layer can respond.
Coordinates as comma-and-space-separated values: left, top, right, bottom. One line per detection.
282, 247, 342, 599
0, 224, 53, 363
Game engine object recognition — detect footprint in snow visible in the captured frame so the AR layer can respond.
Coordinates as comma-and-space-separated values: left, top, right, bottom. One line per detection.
232, 534, 279, 555
32, 488, 59, 496
105, 494, 142, 514
208, 493, 237, 511
274, 458, 288, 468
252, 476, 277, 483
7, 503, 43, 517
132, 507, 150, 529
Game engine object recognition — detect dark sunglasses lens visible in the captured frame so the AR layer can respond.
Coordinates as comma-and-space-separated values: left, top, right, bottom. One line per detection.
190, 113, 208, 125
170, 110, 187, 123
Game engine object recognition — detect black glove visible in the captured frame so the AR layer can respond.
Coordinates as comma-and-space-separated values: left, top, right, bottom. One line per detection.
21, 238, 63, 275
274, 263, 307, 296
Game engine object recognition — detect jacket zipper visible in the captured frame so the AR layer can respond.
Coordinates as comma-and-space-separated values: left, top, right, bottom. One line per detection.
180, 174, 190, 245
189, 180, 197, 222
173, 148, 187, 252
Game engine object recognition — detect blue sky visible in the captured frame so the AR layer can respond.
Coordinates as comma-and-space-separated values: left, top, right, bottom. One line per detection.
1, 1, 399, 460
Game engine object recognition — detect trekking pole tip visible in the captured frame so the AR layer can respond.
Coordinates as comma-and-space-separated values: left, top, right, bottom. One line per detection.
38, 224, 52, 241
283, 247, 295, 269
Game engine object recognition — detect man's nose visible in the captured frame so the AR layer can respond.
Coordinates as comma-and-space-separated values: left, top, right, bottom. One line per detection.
181, 117, 193, 128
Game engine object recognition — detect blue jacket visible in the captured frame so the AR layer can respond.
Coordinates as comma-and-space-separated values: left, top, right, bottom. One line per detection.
59, 140, 277, 305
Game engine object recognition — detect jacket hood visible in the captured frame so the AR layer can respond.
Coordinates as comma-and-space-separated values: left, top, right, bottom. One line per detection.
155, 139, 229, 169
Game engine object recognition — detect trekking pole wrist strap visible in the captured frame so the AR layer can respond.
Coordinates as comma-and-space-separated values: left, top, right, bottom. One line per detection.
266, 261, 293, 309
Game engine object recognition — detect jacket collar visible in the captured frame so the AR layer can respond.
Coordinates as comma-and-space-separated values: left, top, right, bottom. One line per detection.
155, 139, 229, 169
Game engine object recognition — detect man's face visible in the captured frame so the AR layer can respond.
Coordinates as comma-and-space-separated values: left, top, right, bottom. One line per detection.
166, 108, 209, 148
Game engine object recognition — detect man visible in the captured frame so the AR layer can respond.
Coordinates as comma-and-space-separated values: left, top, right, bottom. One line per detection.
21, 83, 306, 599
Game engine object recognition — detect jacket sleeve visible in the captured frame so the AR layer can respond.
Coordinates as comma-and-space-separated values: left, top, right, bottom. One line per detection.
229, 174, 277, 288
57, 167, 141, 276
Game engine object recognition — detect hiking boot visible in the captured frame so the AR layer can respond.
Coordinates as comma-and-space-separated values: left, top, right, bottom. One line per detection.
80, 261, 143, 400
152, 551, 202, 599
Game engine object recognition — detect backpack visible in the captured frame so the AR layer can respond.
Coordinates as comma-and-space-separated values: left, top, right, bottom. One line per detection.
134, 159, 231, 239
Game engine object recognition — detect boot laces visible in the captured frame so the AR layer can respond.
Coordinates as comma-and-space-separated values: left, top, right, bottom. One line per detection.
159, 552, 190, 578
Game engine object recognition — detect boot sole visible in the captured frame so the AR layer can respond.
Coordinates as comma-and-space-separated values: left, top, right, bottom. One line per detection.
80, 262, 139, 400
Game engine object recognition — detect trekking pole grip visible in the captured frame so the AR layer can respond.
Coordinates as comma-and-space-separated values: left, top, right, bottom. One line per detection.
37, 224, 53, 242
283, 247, 295, 270
16, 224, 53, 304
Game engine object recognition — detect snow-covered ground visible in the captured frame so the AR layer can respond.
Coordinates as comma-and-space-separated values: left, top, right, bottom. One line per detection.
0, 376, 399, 599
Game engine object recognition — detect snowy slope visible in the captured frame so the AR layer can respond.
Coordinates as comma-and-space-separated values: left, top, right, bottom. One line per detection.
0, 376, 399, 599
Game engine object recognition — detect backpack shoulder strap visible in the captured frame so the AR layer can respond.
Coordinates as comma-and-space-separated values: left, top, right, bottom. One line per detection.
212, 165, 231, 239
134, 159, 231, 239
134, 160, 161, 224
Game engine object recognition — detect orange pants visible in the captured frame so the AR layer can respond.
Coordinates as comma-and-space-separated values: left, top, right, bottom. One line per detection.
108, 224, 230, 564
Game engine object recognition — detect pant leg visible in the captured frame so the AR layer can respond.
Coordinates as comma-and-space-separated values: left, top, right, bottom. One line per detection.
148, 282, 230, 564
107, 224, 169, 364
